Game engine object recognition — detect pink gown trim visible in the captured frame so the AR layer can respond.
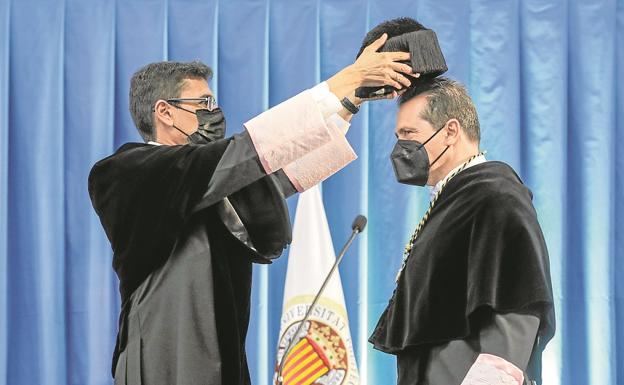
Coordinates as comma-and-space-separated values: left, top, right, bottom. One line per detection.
460, 353, 524, 385
244, 89, 355, 192
244, 89, 333, 174
282, 116, 356, 192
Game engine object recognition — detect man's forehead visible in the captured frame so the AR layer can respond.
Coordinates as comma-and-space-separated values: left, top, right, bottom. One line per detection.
180, 78, 213, 97
400, 93, 428, 113
396, 95, 426, 124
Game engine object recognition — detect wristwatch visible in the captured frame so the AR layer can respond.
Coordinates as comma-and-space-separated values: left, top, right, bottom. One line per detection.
340, 97, 359, 115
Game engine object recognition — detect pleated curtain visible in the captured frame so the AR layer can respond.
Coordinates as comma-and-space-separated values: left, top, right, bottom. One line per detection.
0, 1, 622, 384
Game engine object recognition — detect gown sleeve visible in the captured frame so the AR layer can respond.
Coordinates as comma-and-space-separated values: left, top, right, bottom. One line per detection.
244, 88, 357, 192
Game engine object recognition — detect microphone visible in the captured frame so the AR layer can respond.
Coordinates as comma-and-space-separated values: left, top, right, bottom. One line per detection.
275, 214, 367, 385
352, 214, 367, 233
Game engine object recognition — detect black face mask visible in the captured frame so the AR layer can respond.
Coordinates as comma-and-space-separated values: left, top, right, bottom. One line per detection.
390, 126, 449, 186
173, 107, 226, 144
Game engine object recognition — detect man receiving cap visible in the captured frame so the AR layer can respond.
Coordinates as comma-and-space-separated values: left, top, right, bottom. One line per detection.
363, 18, 555, 385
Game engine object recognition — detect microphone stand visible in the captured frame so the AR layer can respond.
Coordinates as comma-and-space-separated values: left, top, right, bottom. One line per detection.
275, 219, 365, 385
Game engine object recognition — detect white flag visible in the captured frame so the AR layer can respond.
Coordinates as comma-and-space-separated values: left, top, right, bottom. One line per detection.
274, 185, 360, 385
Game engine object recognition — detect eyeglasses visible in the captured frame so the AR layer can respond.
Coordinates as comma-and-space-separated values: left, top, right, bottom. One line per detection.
166, 96, 218, 111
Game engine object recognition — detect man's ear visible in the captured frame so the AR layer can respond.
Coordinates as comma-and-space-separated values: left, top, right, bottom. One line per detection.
444, 118, 461, 145
153, 99, 174, 127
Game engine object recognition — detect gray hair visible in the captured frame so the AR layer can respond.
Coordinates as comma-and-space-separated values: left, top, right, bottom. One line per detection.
399, 76, 480, 142
129, 61, 213, 141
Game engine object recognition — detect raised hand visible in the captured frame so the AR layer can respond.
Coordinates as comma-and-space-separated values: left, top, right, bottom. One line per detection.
326, 33, 419, 101
352, 33, 417, 90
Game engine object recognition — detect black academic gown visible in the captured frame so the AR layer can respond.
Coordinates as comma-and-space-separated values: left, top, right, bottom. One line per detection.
88, 132, 296, 385
369, 161, 555, 385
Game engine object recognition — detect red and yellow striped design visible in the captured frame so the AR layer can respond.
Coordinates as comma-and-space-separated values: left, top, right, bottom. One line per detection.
281, 337, 331, 385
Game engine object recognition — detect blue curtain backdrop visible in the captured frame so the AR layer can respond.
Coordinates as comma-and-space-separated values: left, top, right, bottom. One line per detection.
0, 0, 622, 384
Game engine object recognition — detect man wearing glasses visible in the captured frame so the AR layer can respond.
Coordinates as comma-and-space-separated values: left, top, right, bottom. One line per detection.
88, 34, 416, 385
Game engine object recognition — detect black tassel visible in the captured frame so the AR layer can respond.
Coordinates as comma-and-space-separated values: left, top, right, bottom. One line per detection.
406, 30, 447, 76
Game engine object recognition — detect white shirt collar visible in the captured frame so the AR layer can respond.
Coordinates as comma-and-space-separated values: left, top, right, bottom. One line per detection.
147, 141, 163, 146
429, 154, 487, 201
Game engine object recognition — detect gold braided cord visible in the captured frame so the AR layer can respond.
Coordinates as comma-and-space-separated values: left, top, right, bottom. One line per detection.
394, 151, 487, 283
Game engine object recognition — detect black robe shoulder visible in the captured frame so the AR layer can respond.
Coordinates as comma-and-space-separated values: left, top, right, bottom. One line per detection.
369, 161, 555, 381
88, 135, 291, 302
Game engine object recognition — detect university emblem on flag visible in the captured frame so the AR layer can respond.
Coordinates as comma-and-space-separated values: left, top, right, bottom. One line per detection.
275, 318, 351, 385
275, 186, 360, 385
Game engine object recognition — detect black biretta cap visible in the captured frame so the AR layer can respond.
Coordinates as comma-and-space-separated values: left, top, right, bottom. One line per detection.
355, 23, 448, 99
